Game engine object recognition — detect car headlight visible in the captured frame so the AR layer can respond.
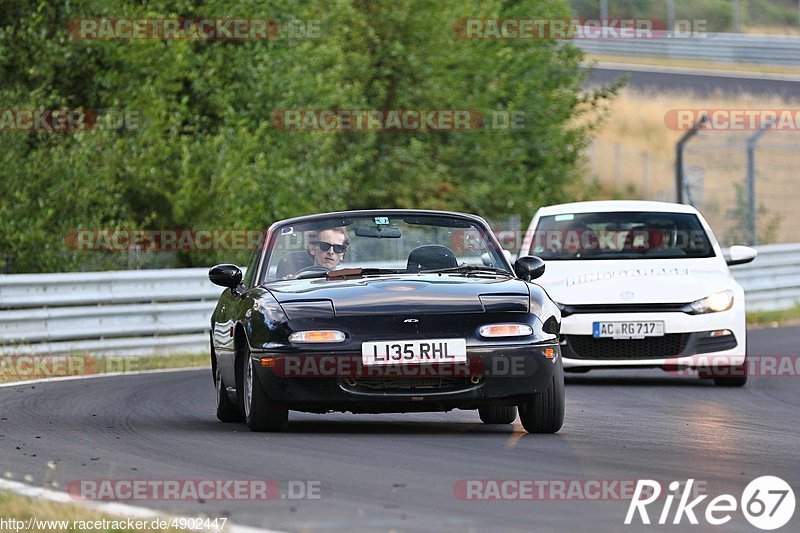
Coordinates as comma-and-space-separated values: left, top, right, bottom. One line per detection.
479, 323, 533, 338
684, 290, 734, 314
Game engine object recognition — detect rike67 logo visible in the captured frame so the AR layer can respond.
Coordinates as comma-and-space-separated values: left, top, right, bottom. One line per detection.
626, 477, 795, 530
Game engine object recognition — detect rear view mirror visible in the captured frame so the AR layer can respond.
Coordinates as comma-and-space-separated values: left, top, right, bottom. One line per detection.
354, 226, 402, 238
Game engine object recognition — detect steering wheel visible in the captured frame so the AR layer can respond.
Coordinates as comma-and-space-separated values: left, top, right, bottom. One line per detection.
294, 265, 329, 276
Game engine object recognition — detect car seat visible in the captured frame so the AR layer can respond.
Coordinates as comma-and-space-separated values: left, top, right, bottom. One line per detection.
406, 245, 458, 272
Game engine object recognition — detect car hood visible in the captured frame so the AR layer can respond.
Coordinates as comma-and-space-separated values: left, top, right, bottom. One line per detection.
266, 274, 530, 316
535, 258, 732, 305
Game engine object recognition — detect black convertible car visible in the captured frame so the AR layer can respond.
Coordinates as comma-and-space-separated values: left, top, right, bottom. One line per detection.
208, 210, 564, 432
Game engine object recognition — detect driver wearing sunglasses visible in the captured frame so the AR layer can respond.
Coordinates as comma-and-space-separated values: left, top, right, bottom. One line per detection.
308, 228, 349, 270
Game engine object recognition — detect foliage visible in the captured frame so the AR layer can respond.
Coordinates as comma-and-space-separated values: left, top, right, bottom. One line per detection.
725, 181, 782, 246
0, 0, 615, 272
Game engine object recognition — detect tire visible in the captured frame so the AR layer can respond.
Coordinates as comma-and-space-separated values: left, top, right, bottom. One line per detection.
215, 364, 244, 423
518, 363, 565, 434
713, 360, 748, 387
241, 348, 289, 432
478, 405, 517, 424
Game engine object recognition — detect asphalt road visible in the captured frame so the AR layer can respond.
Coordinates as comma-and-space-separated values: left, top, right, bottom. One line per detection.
586, 65, 800, 99
1, 327, 798, 532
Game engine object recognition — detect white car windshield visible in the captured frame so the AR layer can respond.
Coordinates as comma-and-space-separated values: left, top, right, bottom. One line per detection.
530, 211, 715, 260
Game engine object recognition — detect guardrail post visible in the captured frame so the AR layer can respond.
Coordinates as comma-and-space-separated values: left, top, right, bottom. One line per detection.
675, 115, 708, 204
746, 120, 774, 246
667, 0, 675, 33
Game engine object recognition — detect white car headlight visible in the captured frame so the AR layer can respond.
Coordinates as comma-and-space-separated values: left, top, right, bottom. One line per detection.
685, 290, 734, 314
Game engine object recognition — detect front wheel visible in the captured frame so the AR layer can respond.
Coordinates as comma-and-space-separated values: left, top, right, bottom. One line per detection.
478, 405, 517, 424
216, 364, 244, 422
242, 350, 289, 432
713, 361, 748, 387
518, 363, 565, 433
698, 355, 748, 387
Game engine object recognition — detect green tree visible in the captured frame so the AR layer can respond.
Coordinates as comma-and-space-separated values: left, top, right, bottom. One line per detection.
0, 0, 616, 272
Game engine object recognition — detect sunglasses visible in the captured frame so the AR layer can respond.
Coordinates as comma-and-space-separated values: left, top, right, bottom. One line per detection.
310, 241, 347, 254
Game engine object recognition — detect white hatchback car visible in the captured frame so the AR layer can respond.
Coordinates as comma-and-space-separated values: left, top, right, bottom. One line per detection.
520, 200, 757, 386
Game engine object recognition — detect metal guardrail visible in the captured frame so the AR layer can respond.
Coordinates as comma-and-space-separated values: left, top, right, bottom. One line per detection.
0, 268, 221, 357
728, 243, 800, 312
575, 31, 800, 67
0, 244, 797, 356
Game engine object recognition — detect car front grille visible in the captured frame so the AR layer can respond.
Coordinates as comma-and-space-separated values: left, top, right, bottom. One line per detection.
347, 377, 470, 391
559, 303, 689, 317
565, 334, 691, 360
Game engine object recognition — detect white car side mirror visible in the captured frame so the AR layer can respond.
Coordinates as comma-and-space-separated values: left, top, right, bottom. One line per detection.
726, 245, 757, 266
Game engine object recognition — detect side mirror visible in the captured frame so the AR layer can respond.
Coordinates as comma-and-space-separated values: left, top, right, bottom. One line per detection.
514, 255, 546, 281
209, 264, 243, 289
726, 245, 757, 266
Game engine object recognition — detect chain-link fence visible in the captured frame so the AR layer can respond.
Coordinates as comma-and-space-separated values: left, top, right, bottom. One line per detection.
587, 132, 800, 247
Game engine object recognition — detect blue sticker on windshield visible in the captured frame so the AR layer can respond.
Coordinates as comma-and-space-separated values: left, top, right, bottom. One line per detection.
374, 217, 389, 225
281, 227, 294, 235
554, 214, 574, 222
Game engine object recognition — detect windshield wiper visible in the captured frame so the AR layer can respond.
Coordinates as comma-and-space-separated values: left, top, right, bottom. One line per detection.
421, 265, 512, 276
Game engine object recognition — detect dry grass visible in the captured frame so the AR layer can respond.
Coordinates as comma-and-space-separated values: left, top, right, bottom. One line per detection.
585, 87, 800, 155
586, 53, 800, 76
0, 491, 186, 532
0, 353, 208, 384
743, 24, 800, 36
581, 87, 800, 244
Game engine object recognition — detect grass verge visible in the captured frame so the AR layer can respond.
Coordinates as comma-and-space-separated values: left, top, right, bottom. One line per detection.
0, 353, 208, 384
0, 490, 188, 532
747, 304, 800, 327
585, 53, 800, 77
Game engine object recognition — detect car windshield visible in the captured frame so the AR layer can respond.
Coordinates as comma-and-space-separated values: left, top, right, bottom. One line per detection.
530, 211, 715, 260
261, 213, 509, 282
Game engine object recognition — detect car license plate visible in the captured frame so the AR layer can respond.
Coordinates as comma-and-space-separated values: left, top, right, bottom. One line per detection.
592, 321, 664, 339
362, 339, 467, 366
